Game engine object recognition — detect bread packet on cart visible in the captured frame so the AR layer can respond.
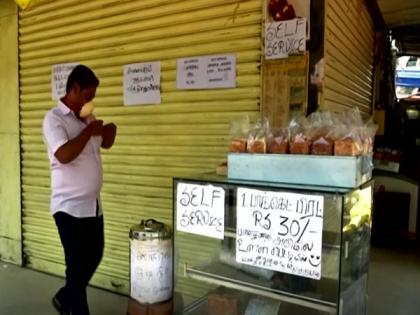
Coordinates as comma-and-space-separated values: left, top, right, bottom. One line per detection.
229, 115, 250, 153
268, 127, 289, 154
247, 118, 269, 154
307, 110, 336, 155
289, 116, 311, 155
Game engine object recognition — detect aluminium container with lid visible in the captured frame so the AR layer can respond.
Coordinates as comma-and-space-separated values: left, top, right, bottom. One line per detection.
130, 219, 173, 304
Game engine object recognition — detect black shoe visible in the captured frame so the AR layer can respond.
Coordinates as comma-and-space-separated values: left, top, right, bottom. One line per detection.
52, 296, 71, 315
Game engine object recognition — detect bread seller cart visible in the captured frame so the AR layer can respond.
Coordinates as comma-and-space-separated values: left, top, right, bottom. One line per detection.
172, 153, 373, 315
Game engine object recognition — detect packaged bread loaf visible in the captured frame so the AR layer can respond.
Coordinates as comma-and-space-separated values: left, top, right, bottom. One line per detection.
334, 138, 361, 156
230, 138, 247, 153
334, 108, 364, 156
363, 119, 378, 154
307, 110, 336, 155
290, 134, 311, 154
229, 115, 250, 153
247, 118, 269, 154
312, 136, 334, 155
248, 138, 267, 153
270, 138, 288, 154
269, 128, 289, 154
288, 116, 311, 154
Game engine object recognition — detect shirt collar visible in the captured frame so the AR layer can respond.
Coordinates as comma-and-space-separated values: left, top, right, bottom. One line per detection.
57, 99, 73, 115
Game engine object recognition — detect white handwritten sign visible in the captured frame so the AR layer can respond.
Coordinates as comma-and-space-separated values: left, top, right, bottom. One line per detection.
51, 63, 79, 100
176, 183, 225, 239
265, 18, 306, 59
176, 54, 236, 89
130, 238, 172, 304
236, 187, 324, 280
124, 62, 161, 106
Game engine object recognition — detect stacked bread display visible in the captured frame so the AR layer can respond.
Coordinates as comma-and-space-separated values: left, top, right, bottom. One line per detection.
229, 108, 377, 157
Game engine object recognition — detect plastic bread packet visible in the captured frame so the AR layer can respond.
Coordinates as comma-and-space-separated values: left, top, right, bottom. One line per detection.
247, 117, 269, 154
362, 118, 378, 155
268, 127, 289, 154
307, 110, 336, 155
334, 108, 364, 156
289, 115, 311, 155
229, 115, 250, 153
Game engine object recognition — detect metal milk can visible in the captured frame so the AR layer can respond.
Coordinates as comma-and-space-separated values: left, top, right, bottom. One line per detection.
130, 219, 173, 304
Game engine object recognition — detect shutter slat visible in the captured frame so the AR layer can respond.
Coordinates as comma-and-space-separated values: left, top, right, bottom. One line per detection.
323, 0, 374, 115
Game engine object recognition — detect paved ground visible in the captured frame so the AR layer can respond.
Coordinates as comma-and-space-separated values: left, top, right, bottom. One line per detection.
367, 245, 420, 315
0, 245, 419, 315
0, 263, 127, 315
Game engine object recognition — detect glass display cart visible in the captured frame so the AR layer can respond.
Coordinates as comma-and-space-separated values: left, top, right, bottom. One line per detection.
172, 175, 372, 315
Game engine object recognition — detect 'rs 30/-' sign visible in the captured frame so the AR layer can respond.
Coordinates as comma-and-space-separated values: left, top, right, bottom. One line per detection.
236, 187, 324, 280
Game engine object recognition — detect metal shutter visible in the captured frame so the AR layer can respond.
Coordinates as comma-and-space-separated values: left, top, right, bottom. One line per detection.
323, 0, 375, 115
19, 0, 262, 294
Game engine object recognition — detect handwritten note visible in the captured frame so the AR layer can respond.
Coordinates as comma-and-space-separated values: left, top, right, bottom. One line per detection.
130, 238, 172, 304
124, 62, 161, 106
176, 183, 225, 239
51, 63, 78, 100
265, 18, 306, 59
177, 54, 236, 89
236, 187, 324, 280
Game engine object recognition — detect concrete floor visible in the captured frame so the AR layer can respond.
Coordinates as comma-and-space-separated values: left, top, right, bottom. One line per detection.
0, 246, 419, 315
367, 245, 420, 315
0, 264, 128, 315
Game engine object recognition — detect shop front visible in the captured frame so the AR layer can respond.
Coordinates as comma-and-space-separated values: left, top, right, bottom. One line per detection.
0, 0, 382, 313
16, 0, 263, 294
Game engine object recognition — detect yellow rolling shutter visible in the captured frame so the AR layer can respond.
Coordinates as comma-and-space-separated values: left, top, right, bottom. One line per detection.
19, 0, 262, 294
323, 0, 375, 115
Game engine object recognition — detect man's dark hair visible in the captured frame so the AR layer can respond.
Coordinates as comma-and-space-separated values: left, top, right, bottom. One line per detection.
66, 64, 99, 93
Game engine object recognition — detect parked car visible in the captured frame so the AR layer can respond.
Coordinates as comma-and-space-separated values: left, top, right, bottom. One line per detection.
396, 57, 420, 99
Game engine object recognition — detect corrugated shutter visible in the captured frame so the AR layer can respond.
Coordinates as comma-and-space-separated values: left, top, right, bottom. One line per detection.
323, 0, 375, 115
19, 0, 262, 294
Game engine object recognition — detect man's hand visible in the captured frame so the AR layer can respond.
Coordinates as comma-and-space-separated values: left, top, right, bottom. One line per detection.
101, 123, 117, 149
55, 120, 104, 164
88, 119, 103, 136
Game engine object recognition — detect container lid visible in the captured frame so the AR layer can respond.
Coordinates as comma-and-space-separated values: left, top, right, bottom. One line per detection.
130, 219, 171, 240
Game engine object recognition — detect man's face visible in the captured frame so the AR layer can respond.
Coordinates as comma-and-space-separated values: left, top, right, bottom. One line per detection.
72, 84, 97, 112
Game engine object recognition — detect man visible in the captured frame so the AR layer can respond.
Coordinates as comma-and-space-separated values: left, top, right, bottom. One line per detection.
43, 65, 117, 315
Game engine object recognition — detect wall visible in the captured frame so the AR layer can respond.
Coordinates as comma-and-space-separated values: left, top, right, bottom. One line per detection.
0, 0, 22, 264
